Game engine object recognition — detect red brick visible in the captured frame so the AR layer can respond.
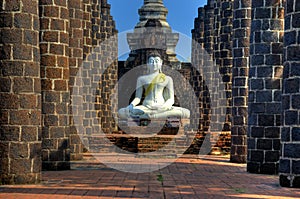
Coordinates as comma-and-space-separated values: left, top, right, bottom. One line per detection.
41, 55, 57, 67
13, 45, 33, 61
0, 29, 22, 44
50, 18, 64, 31
43, 5, 59, 17
9, 110, 31, 125
46, 67, 62, 78
0, 77, 11, 92
4, 0, 21, 11
54, 0, 67, 7
0, 126, 20, 141
0, 93, 19, 109
14, 13, 32, 29
20, 94, 37, 109
0, 13, 13, 27
10, 143, 29, 159
0, 61, 24, 76
40, 18, 50, 30
23, 30, 38, 46
60, 32, 69, 44
22, 0, 38, 14
34, 78, 42, 93
42, 31, 58, 43
41, 79, 53, 90
54, 80, 67, 91
63, 69, 70, 80
21, 126, 38, 142
57, 56, 69, 68
13, 77, 34, 93
39, 0, 54, 5
10, 158, 32, 174
60, 7, 69, 19
50, 44, 64, 55
0, 110, 9, 124
24, 62, 40, 77
0, 45, 11, 60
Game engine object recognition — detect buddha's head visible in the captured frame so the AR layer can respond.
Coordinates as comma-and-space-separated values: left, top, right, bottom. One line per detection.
147, 51, 162, 74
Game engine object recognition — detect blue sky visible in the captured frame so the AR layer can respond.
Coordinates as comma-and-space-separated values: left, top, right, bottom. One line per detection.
108, 0, 207, 60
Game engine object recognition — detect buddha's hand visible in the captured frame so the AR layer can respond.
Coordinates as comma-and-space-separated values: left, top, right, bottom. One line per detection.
127, 104, 134, 112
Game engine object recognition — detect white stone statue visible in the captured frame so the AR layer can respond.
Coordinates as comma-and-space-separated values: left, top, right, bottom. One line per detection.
118, 52, 190, 120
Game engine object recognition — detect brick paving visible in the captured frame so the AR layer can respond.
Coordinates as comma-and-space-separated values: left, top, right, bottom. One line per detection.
0, 155, 300, 199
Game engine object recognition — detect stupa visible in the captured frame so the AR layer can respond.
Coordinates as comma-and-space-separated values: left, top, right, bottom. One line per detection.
125, 0, 181, 69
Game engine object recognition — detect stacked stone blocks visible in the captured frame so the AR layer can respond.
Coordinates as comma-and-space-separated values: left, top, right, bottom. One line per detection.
0, 0, 41, 184
0, 0, 117, 183
230, 0, 251, 163
39, 0, 71, 171
279, 0, 300, 188
247, 0, 284, 174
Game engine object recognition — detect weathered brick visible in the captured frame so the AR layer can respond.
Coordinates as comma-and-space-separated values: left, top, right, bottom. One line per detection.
14, 13, 32, 29
3, 0, 21, 11
13, 77, 34, 93
21, 127, 38, 142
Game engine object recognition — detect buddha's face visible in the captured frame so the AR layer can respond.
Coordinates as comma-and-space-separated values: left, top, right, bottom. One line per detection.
147, 56, 162, 73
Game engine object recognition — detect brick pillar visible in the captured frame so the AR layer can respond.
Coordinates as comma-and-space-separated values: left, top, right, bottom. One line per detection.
212, 0, 222, 133
202, 1, 215, 133
83, 0, 92, 58
191, 7, 205, 133
230, 0, 251, 163
40, 0, 71, 170
0, 0, 41, 184
69, 0, 84, 160
204, 0, 215, 56
219, 0, 233, 133
82, 0, 93, 142
99, 0, 118, 133
247, 0, 284, 174
279, 0, 300, 188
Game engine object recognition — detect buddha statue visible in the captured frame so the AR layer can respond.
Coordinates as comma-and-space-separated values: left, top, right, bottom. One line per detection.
118, 52, 190, 120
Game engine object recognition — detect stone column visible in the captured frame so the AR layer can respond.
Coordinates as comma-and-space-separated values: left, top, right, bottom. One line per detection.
202, 1, 215, 134
99, 0, 118, 133
69, 0, 84, 160
191, 7, 205, 133
219, 0, 233, 133
0, 0, 41, 184
230, 0, 251, 163
211, 0, 222, 133
279, 0, 300, 188
247, 0, 284, 174
39, 0, 71, 170
81, 0, 92, 143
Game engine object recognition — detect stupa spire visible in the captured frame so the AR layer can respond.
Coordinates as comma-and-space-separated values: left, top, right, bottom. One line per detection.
135, 0, 171, 30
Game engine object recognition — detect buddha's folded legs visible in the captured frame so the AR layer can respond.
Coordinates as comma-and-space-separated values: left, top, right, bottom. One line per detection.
118, 106, 190, 120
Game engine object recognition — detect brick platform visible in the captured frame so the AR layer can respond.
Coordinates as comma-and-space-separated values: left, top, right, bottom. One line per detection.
0, 155, 299, 198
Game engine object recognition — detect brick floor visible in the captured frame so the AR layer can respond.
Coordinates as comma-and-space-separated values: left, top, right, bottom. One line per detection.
0, 155, 300, 198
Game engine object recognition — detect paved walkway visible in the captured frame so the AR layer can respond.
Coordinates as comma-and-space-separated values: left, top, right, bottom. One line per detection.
0, 155, 300, 199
